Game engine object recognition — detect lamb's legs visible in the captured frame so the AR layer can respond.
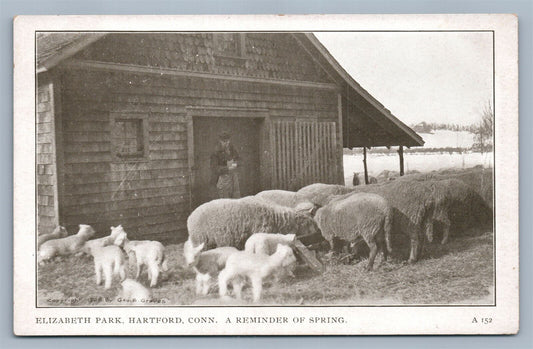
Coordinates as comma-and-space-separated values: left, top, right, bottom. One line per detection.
232, 279, 244, 300
103, 265, 113, 289
218, 269, 230, 298
95, 264, 102, 285
195, 274, 203, 295
251, 276, 263, 303
149, 264, 159, 287
201, 276, 210, 296
366, 241, 378, 271
119, 265, 126, 281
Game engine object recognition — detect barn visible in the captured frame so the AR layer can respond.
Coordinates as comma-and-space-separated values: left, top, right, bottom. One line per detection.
36, 32, 424, 241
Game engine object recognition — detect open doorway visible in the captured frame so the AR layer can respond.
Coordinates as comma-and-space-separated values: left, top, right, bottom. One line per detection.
191, 116, 263, 208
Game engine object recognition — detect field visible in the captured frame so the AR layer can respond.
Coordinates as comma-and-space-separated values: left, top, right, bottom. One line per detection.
37, 167, 494, 307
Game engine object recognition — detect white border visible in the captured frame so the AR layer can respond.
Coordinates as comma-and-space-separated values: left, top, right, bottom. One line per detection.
13, 14, 519, 335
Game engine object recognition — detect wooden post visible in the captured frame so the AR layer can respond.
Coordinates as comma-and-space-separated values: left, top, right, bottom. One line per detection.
398, 145, 405, 176
363, 147, 369, 184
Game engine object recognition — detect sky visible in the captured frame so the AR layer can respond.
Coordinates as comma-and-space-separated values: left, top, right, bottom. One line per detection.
315, 32, 493, 127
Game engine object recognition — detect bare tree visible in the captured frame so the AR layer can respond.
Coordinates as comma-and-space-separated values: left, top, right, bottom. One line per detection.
474, 100, 494, 153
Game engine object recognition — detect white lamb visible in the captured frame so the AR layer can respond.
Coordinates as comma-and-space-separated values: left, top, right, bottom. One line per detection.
218, 244, 297, 303
113, 227, 168, 287
183, 240, 239, 295
38, 224, 95, 264
81, 225, 124, 255
84, 244, 127, 289
244, 233, 297, 280
244, 233, 296, 255
118, 278, 152, 304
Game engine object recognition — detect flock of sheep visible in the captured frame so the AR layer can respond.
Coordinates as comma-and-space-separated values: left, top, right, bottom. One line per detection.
37, 168, 492, 304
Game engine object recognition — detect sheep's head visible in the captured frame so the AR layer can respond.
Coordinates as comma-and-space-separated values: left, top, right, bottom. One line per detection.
183, 239, 204, 267
78, 224, 96, 238
113, 230, 129, 250
294, 213, 321, 236
294, 201, 318, 217
52, 225, 68, 237
110, 225, 128, 245
275, 244, 297, 267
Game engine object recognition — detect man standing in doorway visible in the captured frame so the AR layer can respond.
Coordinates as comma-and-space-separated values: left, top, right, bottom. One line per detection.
211, 131, 241, 199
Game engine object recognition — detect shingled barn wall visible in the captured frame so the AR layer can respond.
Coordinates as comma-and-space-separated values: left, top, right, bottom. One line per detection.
48, 33, 340, 242
36, 74, 59, 235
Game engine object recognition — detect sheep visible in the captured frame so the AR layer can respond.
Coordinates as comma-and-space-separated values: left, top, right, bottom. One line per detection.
37, 225, 68, 248
186, 196, 321, 250
315, 193, 393, 271
353, 173, 378, 186
420, 178, 492, 244
218, 244, 297, 303
183, 240, 239, 295
296, 183, 355, 207
395, 172, 493, 243
113, 227, 168, 287
343, 180, 436, 263
84, 244, 127, 289
118, 278, 152, 304
38, 224, 95, 264
255, 190, 302, 208
352, 172, 360, 186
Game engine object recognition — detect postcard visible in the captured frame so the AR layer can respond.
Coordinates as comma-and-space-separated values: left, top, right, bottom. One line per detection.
13, 14, 518, 335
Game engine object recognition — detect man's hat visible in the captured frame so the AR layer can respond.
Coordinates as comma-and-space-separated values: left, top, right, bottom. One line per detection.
219, 131, 231, 141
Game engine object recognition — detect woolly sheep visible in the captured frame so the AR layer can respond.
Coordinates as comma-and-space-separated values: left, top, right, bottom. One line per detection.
186, 196, 321, 250
297, 183, 355, 207
218, 244, 297, 303
343, 180, 436, 263
113, 227, 168, 287
255, 190, 301, 208
37, 225, 68, 248
183, 240, 239, 295
352, 172, 360, 186
353, 173, 378, 186
420, 178, 492, 244
315, 192, 393, 271
38, 224, 95, 264
84, 244, 127, 289
118, 279, 152, 304
255, 190, 318, 215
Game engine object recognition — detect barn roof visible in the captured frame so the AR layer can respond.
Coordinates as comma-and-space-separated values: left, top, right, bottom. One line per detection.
37, 32, 423, 148
36, 33, 106, 73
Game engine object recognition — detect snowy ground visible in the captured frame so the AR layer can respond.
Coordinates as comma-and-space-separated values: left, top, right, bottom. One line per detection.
343, 129, 493, 183
344, 151, 493, 184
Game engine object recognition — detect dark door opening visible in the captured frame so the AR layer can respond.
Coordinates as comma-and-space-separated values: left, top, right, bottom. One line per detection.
192, 117, 262, 208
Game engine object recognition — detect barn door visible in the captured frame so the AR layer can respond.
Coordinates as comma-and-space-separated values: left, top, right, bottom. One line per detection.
271, 120, 338, 190
191, 117, 262, 208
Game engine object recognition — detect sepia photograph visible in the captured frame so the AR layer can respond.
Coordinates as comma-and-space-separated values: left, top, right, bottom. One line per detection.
14, 14, 518, 335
